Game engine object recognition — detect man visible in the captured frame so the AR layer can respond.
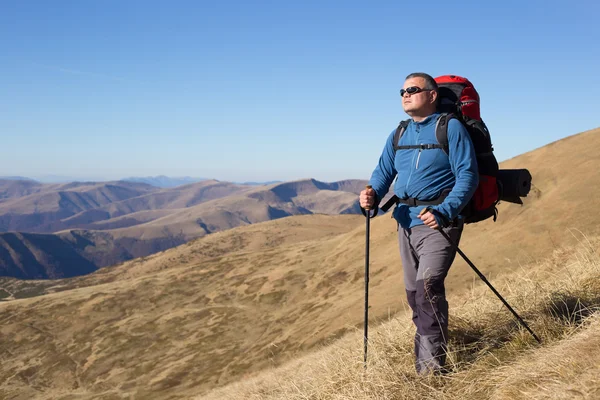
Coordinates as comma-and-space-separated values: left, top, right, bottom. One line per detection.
359, 72, 478, 374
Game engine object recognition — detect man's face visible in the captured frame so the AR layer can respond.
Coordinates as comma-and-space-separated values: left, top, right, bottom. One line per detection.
401, 77, 436, 115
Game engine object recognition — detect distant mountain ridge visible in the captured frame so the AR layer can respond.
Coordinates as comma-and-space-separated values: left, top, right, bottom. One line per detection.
122, 175, 283, 187
0, 176, 37, 182
234, 180, 282, 186
0, 179, 44, 201
122, 175, 208, 188
0, 180, 160, 232
0, 178, 368, 278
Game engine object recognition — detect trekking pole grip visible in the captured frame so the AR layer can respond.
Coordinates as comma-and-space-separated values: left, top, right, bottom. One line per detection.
365, 185, 372, 205
361, 185, 378, 218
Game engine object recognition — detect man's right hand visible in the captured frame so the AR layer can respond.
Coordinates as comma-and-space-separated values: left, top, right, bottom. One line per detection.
359, 187, 376, 209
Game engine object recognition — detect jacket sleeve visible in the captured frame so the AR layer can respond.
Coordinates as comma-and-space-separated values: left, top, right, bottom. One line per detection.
431, 119, 478, 222
368, 129, 398, 206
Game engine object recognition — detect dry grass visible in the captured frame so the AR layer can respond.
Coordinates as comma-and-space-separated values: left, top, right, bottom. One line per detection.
199, 231, 600, 400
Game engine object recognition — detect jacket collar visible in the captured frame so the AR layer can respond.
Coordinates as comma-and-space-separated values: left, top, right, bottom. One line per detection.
412, 112, 440, 126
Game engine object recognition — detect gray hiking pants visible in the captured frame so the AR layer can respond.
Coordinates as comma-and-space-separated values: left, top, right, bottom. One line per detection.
398, 221, 463, 374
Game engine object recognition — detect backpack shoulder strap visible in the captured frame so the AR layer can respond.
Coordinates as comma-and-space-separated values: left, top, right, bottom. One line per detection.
465, 118, 494, 155
435, 113, 452, 156
394, 117, 450, 152
393, 120, 410, 150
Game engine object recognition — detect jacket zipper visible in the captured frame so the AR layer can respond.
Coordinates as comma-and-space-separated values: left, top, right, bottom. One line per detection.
405, 127, 421, 189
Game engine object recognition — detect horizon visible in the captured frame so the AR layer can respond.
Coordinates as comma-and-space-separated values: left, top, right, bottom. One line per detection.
1, 124, 589, 184
2, 1, 599, 182
0, 173, 351, 184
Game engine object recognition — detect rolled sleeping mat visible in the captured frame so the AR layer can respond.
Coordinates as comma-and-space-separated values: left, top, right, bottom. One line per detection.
497, 169, 532, 204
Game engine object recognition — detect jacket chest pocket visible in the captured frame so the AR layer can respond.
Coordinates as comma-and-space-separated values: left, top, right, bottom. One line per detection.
414, 147, 444, 170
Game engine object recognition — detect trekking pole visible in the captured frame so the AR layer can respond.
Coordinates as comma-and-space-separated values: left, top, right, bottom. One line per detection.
361, 185, 378, 370
435, 225, 542, 344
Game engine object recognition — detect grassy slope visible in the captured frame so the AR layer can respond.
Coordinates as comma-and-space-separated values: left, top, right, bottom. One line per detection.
200, 235, 600, 400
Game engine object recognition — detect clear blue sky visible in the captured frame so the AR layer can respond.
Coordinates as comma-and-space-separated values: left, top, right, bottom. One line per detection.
1, 0, 599, 182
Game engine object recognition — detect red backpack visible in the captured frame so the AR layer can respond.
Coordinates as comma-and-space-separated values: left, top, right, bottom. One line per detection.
387, 75, 500, 223
434, 75, 500, 223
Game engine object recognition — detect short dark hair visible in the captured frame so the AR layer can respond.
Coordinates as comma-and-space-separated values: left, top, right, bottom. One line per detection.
405, 72, 438, 91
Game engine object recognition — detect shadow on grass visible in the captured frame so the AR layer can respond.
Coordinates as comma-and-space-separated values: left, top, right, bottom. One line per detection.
447, 322, 515, 368
543, 291, 600, 325
445, 290, 600, 372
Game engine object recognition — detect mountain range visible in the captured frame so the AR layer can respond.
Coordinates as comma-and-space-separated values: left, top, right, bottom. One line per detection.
0, 178, 370, 278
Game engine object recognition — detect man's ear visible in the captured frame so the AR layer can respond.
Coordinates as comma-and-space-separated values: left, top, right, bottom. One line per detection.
430, 90, 438, 106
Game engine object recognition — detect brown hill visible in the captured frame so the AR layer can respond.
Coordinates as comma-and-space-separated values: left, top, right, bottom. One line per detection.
0, 179, 45, 201
0, 179, 367, 278
0, 232, 97, 279
57, 179, 256, 229
0, 127, 597, 399
0, 180, 159, 232
61, 178, 366, 233
0, 178, 369, 235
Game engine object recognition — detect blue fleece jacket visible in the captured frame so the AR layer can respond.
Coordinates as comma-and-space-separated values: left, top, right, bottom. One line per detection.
369, 113, 479, 229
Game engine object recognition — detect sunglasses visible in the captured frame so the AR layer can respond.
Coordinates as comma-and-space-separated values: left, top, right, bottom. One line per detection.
400, 86, 432, 97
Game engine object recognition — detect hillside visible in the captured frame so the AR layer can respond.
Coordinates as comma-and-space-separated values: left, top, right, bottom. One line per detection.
0, 180, 160, 232
0, 178, 368, 235
0, 178, 367, 278
0, 232, 97, 279
201, 233, 600, 400
0, 127, 598, 399
0, 179, 251, 233
0, 179, 45, 200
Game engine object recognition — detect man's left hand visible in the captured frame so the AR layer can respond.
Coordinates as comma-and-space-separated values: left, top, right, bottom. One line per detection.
418, 208, 439, 230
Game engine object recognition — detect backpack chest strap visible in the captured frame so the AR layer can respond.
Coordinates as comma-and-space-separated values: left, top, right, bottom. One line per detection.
393, 114, 452, 153
395, 144, 446, 150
